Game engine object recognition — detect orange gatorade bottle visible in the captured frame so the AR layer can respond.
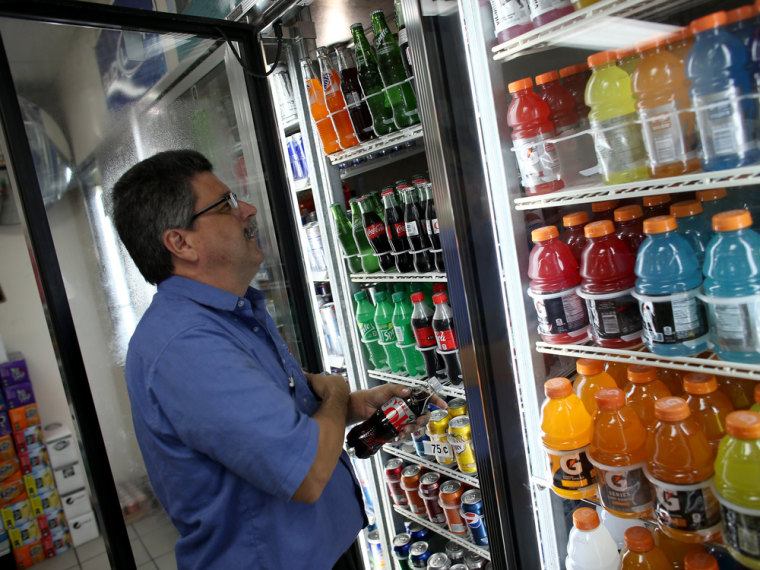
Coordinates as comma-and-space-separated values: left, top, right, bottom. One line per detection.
718, 375, 756, 410
624, 365, 671, 429
588, 388, 653, 517
605, 360, 629, 389
684, 550, 718, 570
574, 358, 617, 416
659, 367, 684, 396
653, 526, 699, 570
645, 397, 722, 543
683, 373, 734, 452
753, 383, 760, 412
541, 378, 596, 500
620, 526, 672, 569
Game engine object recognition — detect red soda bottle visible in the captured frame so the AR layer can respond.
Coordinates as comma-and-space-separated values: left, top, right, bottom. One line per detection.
614, 205, 645, 255
432, 292, 463, 385
561, 211, 589, 264
410, 292, 445, 380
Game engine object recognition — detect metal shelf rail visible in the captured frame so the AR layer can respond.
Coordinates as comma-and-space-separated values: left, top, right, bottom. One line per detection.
383, 444, 480, 488
350, 271, 448, 283
368, 370, 466, 399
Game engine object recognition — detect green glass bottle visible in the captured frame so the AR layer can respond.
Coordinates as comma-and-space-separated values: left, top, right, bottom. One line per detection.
330, 203, 363, 274
349, 197, 381, 273
354, 290, 388, 369
374, 291, 407, 374
392, 291, 427, 377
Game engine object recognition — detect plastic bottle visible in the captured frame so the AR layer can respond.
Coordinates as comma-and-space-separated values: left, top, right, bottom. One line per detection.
714, 410, 760, 569
585, 50, 649, 185
718, 375, 756, 410
528, 0, 573, 28
565, 507, 619, 570
316, 47, 359, 150
670, 200, 714, 266
604, 360, 629, 389
507, 77, 564, 196
300, 57, 341, 154
561, 211, 589, 264
641, 194, 672, 219
334, 45, 377, 143
591, 199, 618, 222
559, 62, 591, 127
726, 5, 756, 48
349, 198, 381, 273
432, 292, 463, 385
588, 388, 654, 518
617, 46, 641, 76
596, 507, 645, 550
540, 378, 596, 499
488, 0, 533, 43
684, 550, 718, 570
624, 364, 672, 430
701, 210, 760, 363
571, 0, 601, 9
574, 358, 616, 417
330, 203, 363, 273
634, 215, 710, 356
392, 292, 427, 377
614, 205, 645, 255
645, 397, 722, 543
667, 26, 695, 66
401, 188, 434, 273
753, 384, 760, 412
355, 290, 388, 369
527, 225, 589, 344
373, 291, 407, 374
579, 220, 642, 348
410, 292, 446, 381
653, 526, 695, 570
696, 188, 730, 222
359, 196, 395, 273
686, 11, 760, 171
632, 36, 700, 178
619, 526, 672, 569
381, 189, 414, 273
683, 372, 734, 452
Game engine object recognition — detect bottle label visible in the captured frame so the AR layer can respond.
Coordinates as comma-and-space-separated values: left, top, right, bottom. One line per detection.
398, 27, 408, 45
405, 221, 420, 237
394, 325, 413, 345
394, 222, 407, 238
717, 495, 760, 561
639, 101, 697, 167
321, 70, 340, 96
377, 322, 397, 344
427, 433, 455, 464
634, 288, 709, 345
365, 222, 385, 241
491, 0, 531, 32
590, 114, 648, 178
693, 87, 756, 158
435, 328, 458, 351
700, 295, 760, 353
646, 472, 722, 534
381, 396, 416, 432
512, 133, 562, 189
544, 445, 596, 494
360, 321, 380, 341
344, 91, 361, 107
528, 287, 589, 337
588, 459, 653, 514
580, 288, 642, 341
528, 0, 571, 19
413, 325, 437, 348
432, 218, 440, 234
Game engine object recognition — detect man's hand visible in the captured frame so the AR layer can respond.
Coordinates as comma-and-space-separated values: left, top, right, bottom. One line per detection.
304, 372, 350, 402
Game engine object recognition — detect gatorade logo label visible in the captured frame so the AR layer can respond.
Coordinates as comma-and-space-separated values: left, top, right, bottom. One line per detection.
512, 134, 561, 188
648, 475, 722, 534
366, 222, 385, 240
435, 329, 457, 351
591, 460, 654, 514
413, 326, 436, 348
380, 397, 416, 432
636, 289, 708, 345
719, 499, 760, 560
546, 446, 596, 494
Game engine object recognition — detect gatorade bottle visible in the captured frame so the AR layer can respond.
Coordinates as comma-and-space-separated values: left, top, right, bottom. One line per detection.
613, 204, 645, 255
726, 5, 756, 48
616, 46, 640, 76
683, 373, 734, 452
641, 194, 672, 219
659, 368, 685, 396
728, 185, 760, 231
392, 291, 427, 377
507, 77, 564, 196
718, 375, 756, 410
686, 12, 760, 171
536, 70, 579, 133
596, 507, 645, 550
591, 199, 618, 222
560, 62, 592, 128
488, 0, 533, 43
624, 365, 672, 430
645, 397, 722, 543
354, 290, 388, 369
585, 50, 649, 185
634, 215, 710, 356
528, 0, 573, 28
561, 211, 589, 263
301, 57, 342, 154
684, 550, 718, 570
701, 210, 760, 363
604, 360, 629, 389
653, 526, 697, 570
632, 36, 700, 178
588, 388, 654, 518
619, 527, 672, 570
667, 26, 695, 66
540, 378, 596, 499
574, 358, 616, 417
373, 291, 407, 374
670, 200, 714, 266
696, 188, 730, 222
579, 220, 642, 348
565, 507, 619, 570
527, 226, 589, 344
753, 384, 760, 412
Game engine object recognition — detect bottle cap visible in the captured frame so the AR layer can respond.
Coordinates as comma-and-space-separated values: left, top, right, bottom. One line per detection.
584, 220, 615, 238
508, 77, 533, 93
696, 187, 727, 202
643, 215, 677, 234
432, 292, 448, 304
595, 388, 625, 411
592, 199, 618, 212
726, 5, 756, 24
391, 292, 405, 303
642, 193, 671, 207
725, 411, 760, 439
433, 283, 447, 293
576, 358, 604, 375
712, 209, 753, 231
684, 550, 719, 570
559, 62, 589, 78
614, 204, 643, 222
667, 26, 693, 44
535, 70, 559, 85
375, 291, 387, 302
381, 189, 394, 196
635, 34, 669, 54
683, 372, 718, 395
370, 9, 385, 17
670, 200, 703, 218
572, 507, 600, 531
410, 292, 424, 303
624, 526, 655, 552
563, 211, 589, 227
544, 378, 573, 399
587, 50, 616, 68
691, 12, 728, 34
615, 45, 637, 60
654, 396, 690, 421
627, 364, 657, 384
531, 225, 559, 242
350, 23, 364, 30
354, 290, 367, 302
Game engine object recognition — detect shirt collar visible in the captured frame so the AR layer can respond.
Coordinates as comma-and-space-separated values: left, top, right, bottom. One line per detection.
159, 275, 265, 312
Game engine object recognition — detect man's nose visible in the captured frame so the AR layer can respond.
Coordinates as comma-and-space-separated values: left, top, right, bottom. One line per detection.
239, 201, 257, 218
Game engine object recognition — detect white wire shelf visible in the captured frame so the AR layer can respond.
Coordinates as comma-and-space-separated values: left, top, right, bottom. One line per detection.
513, 164, 760, 210
328, 124, 424, 167
368, 370, 466, 399
392, 506, 491, 561
383, 443, 480, 488
535, 341, 760, 382
350, 271, 447, 283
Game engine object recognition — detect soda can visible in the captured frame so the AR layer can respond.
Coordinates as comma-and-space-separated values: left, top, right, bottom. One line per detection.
419, 471, 447, 525
445, 540, 466, 563
464, 551, 488, 569
450, 565, 468, 570
447, 398, 468, 418
407, 522, 431, 543
287, 138, 305, 180
319, 303, 343, 356
461, 489, 488, 546
294, 135, 309, 179
392, 532, 412, 566
367, 529, 387, 569
400, 465, 426, 516
305, 222, 327, 272
426, 409, 455, 465
410, 427, 434, 460
448, 415, 477, 473
409, 541, 431, 568
428, 552, 452, 570
439, 480, 468, 535
384, 458, 408, 507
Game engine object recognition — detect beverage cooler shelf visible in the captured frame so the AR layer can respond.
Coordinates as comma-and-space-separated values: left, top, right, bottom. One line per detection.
513, 164, 760, 210
329, 124, 423, 167
383, 444, 480, 488
392, 506, 491, 561
368, 370, 466, 399
491, 0, 694, 62
349, 271, 447, 283
535, 341, 760, 382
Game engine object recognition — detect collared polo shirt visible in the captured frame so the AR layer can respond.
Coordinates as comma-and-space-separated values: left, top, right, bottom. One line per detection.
125, 276, 365, 569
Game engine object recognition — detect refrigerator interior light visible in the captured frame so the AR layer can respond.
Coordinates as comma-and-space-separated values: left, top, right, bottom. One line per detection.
554, 16, 678, 51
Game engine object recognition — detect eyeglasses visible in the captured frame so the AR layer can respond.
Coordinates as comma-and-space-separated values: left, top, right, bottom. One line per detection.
190, 192, 239, 222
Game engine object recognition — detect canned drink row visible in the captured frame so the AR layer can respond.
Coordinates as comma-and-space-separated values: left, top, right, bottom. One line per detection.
392, 527, 490, 569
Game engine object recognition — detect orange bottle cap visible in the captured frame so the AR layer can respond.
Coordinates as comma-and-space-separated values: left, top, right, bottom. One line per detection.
725, 411, 760, 439
683, 372, 718, 394
635, 34, 670, 54
563, 211, 589, 227
572, 507, 600, 531
670, 200, 703, 218
592, 199, 618, 212
691, 11, 728, 34
614, 204, 643, 222
755, 383, 760, 404
684, 550, 719, 570
696, 187, 727, 202
726, 5, 756, 25
616, 45, 637, 60
595, 388, 625, 411
535, 70, 559, 85
712, 209, 753, 231
508, 77, 533, 94
587, 50, 616, 68
655, 396, 690, 421
667, 26, 693, 43
545, 377, 573, 398
643, 193, 671, 207
627, 364, 657, 383
531, 225, 559, 242
577, 358, 604, 375
624, 526, 654, 552
559, 62, 588, 78
584, 220, 615, 238
643, 215, 677, 235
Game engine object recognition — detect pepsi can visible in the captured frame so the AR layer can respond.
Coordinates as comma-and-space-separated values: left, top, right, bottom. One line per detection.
409, 541, 431, 568
294, 135, 309, 179
407, 522, 431, 543
461, 489, 488, 546
286, 138, 305, 180
392, 532, 411, 566
410, 426, 434, 460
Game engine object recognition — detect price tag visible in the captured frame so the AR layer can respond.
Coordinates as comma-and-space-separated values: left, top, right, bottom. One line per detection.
426, 376, 445, 394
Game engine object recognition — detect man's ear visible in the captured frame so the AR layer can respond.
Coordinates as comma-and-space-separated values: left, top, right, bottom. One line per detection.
162, 228, 198, 262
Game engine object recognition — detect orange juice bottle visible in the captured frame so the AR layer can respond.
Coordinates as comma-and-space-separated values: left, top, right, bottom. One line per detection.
683, 373, 734, 452
541, 378, 596, 500
645, 397, 722, 543
604, 360, 629, 389
619, 526, 672, 569
574, 358, 617, 416
300, 57, 341, 154
588, 388, 653, 517
624, 365, 671, 429
684, 550, 718, 570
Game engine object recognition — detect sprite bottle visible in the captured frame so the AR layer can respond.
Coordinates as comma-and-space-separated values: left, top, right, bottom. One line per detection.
330, 203, 363, 274
354, 290, 388, 369
392, 291, 427, 377
373, 291, 407, 374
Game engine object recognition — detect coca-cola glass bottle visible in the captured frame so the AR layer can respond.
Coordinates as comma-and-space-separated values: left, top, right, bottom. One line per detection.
421, 183, 445, 273
334, 46, 376, 143
346, 388, 431, 458
411, 292, 446, 380
401, 188, 433, 273
381, 189, 414, 273
358, 197, 395, 272
432, 292, 463, 385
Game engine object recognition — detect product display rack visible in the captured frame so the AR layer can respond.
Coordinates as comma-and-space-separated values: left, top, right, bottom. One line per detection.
349, 270, 447, 283
393, 506, 491, 560
368, 370, 466, 399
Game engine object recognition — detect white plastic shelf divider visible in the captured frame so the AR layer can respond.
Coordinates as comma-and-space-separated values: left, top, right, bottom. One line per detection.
535, 341, 760, 382
368, 370, 466, 399
513, 165, 760, 210
350, 271, 447, 283
328, 124, 424, 166
383, 444, 480, 488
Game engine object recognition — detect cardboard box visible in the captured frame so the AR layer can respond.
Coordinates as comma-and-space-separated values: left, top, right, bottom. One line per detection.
0, 355, 29, 387
60, 489, 89, 521
43, 529, 71, 557
68, 510, 99, 547
42, 423, 77, 468
2, 382, 34, 409
0, 435, 15, 461
42, 509, 65, 536
13, 425, 43, 454
9, 404, 39, 432
0, 413, 11, 438
1, 498, 32, 529
53, 463, 85, 496
12, 539, 45, 568
0, 477, 26, 507
8, 518, 40, 549
30, 489, 61, 518
23, 467, 55, 498
18, 448, 48, 475
0, 458, 19, 483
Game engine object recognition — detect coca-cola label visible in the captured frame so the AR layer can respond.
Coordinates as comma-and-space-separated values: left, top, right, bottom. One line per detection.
395, 222, 407, 238
432, 219, 440, 234
381, 396, 416, 432
435, 329, 457, 351
366, 222, 385, 240
405, 221, 420, 237
413, 325, 436, 348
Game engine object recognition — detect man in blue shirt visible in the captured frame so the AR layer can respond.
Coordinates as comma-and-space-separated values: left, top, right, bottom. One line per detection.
112, 150, 442, 569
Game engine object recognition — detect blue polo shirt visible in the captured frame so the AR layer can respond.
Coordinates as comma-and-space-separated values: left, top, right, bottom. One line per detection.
125, 276, 366, 569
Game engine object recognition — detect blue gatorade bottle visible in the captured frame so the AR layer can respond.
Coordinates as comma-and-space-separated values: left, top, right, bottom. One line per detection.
701, 210, 760, 363
634, 215, 709, 356
669, 200, 713, 266
686, 11, 760, 171
697, 187, 732, 222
